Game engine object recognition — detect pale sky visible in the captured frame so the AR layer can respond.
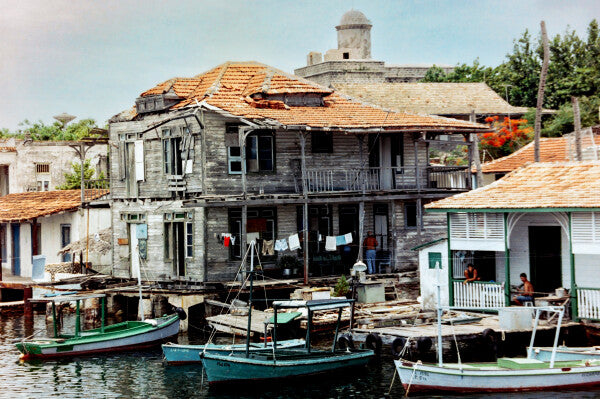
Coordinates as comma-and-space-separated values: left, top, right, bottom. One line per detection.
1, 0, 598, 131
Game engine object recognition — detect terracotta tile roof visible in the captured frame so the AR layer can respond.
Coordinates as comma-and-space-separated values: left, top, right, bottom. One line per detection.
0, 147, 16, 152
479, 138, 568, 173
332, 82, 532, 116
479, 134, 600, 173
0, 190, 108, 222
137, 62, 489, 132
427, 161, 600, 211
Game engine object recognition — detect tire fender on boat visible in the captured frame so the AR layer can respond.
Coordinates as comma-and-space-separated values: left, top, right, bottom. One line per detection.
416, 337, 432, 354
338, 333, 355, 351
482, 328, 496, 343
175, 307, 187, 321
391, 337, 407, 357
365, 333, 382, 355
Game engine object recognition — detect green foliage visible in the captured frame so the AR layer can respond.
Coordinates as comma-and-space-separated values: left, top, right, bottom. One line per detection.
422, 60, 494, 83
56, 159, 105, 190
333, 275, 350, 298
423, 19, 600, 141
542, 95, 600, 136
2, 118, 99, 141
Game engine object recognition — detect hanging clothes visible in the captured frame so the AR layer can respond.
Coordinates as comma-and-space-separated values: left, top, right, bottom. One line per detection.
288, 234, 301, 251
223, 236, 231, 247
325, 236, 337, 251
230, 235, 236, 245
262, 240, 275, 256
247, 232, 260, 243
344, 233, 353, 244
335, 235, 346, 246
275, 239, 288, 252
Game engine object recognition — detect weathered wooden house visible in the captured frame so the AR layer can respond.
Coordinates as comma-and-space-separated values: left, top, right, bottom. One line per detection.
108, 61, 488, 282
418, 161, 600, 321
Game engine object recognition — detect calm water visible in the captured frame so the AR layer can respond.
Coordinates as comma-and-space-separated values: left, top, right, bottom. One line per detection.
2, 313, 600, 398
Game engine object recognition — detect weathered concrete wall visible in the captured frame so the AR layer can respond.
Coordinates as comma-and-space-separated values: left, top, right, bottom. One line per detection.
0, 139, 107, 195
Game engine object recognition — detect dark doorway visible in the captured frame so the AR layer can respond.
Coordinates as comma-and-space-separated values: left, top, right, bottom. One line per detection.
11, 224, 20, 276
529, 226, 562, 294
473, 251, 496, 282
338, 205, 359, 270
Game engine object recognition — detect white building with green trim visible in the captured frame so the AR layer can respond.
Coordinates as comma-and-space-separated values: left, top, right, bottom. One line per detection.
418, 161, 600, 321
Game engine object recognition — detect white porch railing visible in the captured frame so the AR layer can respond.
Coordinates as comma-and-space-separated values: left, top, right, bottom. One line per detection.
577, 288, 600, 320
453, 281, 505, 308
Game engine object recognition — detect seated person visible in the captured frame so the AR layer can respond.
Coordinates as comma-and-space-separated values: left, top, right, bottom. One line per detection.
463, 263, 480, 284
512, 273, 534, 305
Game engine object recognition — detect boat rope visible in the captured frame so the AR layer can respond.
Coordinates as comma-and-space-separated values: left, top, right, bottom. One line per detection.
450, 319, 462, 370
404, 360, 422, 397
387, 367, 397, 396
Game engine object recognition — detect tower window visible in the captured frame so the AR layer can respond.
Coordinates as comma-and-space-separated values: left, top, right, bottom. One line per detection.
343, 52, 350, 60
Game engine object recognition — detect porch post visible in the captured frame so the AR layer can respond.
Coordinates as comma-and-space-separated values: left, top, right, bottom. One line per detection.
299, 132, 309, 284
239, 128, 248, 271
447, 213, 454, 306
390, 200, 396, 271
569, 213, 578, 320
504, 212, 511, 306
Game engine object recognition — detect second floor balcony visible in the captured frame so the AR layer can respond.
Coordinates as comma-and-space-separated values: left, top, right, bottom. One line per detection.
301, 165, 469, 194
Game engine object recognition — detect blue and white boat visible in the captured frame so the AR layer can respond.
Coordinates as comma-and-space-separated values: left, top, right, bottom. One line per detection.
531, 346, 600, 361
162, 339, 305, 365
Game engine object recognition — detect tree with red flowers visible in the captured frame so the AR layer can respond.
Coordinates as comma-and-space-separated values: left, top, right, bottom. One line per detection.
479, 116, 534, 159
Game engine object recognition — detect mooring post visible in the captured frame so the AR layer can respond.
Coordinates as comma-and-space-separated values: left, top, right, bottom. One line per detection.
23, 286, 33, 318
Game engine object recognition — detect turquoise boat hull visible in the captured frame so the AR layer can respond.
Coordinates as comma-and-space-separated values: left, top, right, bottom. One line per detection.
162, 339, 306, 365
201, 348, 374, 384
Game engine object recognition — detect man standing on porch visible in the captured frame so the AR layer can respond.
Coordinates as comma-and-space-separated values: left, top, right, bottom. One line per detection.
363, 231, 378, 274
513, 273, 534, 306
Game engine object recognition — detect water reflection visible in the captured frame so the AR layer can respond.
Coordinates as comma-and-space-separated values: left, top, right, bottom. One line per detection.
2, 313, 600, 398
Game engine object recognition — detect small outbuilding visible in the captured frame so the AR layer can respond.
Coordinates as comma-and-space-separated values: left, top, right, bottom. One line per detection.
418, 161, 600, 321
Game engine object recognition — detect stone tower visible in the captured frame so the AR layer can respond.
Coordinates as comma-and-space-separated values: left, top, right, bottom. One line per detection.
336, 9, 372, 59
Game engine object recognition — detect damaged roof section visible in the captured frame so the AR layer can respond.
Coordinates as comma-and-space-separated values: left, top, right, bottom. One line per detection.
427, 161, 600, 211
125, 61, 490, 132
0, 190, 109, 223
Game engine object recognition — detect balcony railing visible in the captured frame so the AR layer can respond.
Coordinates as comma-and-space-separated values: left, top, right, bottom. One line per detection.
302, 165, 469, 193
453, 281, 505, 308
83, 179, 110, 202
577, 287, 600, 320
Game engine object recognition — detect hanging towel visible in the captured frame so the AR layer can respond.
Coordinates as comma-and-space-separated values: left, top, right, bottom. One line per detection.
288, 234, 301, 251
275, 239, 288, 252
262, 240, 275, 256
223, 236, 230, 247
325, 236, 337, 251
336, 235, 345, 246
247, 232, 260, 243
344, 233, 353, 244
230, 236, 236, 245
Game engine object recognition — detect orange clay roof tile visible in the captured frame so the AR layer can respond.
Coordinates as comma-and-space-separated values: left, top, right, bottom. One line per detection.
138, 61, 489, 132
427, 161, 600, 210
0, 190, 108, 222
479, 138, 569, 173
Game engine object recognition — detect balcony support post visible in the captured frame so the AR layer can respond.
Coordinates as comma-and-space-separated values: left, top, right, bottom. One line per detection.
298, 132, 309, 285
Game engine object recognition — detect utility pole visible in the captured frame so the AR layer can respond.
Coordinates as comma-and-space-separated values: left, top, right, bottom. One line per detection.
534, 21, 550, 162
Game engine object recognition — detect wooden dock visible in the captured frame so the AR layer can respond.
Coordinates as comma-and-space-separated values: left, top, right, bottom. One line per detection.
352, 315, 580, 345
206, 309, 270, 337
